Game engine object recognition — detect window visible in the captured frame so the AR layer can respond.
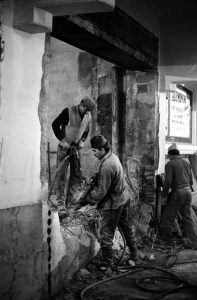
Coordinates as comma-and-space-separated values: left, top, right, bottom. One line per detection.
165, 84, 192, 143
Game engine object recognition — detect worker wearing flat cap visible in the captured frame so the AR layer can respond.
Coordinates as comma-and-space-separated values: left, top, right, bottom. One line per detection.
80, 135, 139, 269
160, 143, 197, 248
52, 97, 96, 213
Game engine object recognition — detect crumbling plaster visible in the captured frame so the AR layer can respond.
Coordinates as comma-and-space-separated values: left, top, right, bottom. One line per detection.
122, 70, 159, 236
90, 61, 159, 237
43, 38, 99, 296
42, 203, 96, 297
0, 2, 50, 299
125, 71, 159, 202
0, 1, 161, 299
0, 4, 97, 298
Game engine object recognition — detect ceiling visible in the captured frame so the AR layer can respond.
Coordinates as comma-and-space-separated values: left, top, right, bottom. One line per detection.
145, 0, 197, 23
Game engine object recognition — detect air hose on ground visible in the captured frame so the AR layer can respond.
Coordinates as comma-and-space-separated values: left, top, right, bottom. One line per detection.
134, 265, 190, 300
135, 275, 184, 300
81, 265, 190, 300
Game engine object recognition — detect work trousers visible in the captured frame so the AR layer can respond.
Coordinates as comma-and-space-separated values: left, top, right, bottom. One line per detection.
100, 200, 137, 265
160, 188, 197, 243
56, 145, 83, 208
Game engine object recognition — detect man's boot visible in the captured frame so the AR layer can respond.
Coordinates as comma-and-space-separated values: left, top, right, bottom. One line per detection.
129, 243, 139, 263
98, 246, 114, 270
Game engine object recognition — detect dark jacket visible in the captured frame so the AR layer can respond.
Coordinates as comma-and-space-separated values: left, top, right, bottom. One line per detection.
91, 151, 127, 210
163, 156, 193, 196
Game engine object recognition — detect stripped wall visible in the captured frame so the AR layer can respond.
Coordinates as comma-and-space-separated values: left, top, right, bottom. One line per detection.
0, 1, 160, 299
0, 1, 48, 298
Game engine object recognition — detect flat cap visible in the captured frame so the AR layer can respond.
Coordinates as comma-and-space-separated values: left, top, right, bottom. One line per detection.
168, 143, 179, 152
90, 135, 107, 149
81, 97, 95, 112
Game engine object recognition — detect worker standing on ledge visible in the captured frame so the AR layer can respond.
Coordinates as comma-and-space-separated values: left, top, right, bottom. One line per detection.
52, 97, 95, 214
160, 143, 197, 249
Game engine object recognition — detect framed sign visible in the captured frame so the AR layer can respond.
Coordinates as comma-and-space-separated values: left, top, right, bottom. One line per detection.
165, 85, 192, 143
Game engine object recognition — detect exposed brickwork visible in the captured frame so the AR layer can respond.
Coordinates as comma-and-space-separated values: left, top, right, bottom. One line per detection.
78, 52, 96, 89
97, 93, 112, 144
96, 60, 114, 145
125, 71, 158, 205
92, 65, 159, 238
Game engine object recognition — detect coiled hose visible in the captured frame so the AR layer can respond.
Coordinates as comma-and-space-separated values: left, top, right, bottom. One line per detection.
81, 265, 189, 300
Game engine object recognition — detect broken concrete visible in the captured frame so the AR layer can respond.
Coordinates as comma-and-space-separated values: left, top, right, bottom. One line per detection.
52, 236, 197, 300
45, 200, 100, 297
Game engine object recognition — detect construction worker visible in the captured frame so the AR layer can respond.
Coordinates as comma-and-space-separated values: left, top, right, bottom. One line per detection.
79, 135, 139, 268
160, 143, 197, 248
52, 97, 95, 213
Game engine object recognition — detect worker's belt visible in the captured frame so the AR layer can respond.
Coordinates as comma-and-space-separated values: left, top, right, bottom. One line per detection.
175, 187, 191, 192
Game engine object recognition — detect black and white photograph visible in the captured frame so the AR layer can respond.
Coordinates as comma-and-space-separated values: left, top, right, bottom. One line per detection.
1, 1, 197, 299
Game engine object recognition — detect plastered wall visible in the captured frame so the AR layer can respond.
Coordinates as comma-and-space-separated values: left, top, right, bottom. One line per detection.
0, 0, 47, 210
0, 2, 49, 299
0, 4, 96, 299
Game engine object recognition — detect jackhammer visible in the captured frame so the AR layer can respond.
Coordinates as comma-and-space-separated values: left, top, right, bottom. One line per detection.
48, 142, 81, 208
74, 172, 99, 210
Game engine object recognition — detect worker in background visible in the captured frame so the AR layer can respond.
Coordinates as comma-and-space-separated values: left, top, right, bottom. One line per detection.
80, 135, 139, 269
160, 143, 197, 249
52, 97, 95, 213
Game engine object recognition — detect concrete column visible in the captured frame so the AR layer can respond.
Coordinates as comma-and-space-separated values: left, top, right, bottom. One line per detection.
125, 70, 159, 204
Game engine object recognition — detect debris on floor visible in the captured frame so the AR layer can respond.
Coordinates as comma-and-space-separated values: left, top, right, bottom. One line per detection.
47, 189, 197, 300
51, 234, 197, 300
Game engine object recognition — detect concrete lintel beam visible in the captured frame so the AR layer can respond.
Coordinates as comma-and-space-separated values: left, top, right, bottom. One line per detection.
67, 15, 156, 68
36, 0, 115, 16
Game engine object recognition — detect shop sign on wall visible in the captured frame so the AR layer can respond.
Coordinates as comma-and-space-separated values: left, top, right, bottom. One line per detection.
165, 87, 192, 143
